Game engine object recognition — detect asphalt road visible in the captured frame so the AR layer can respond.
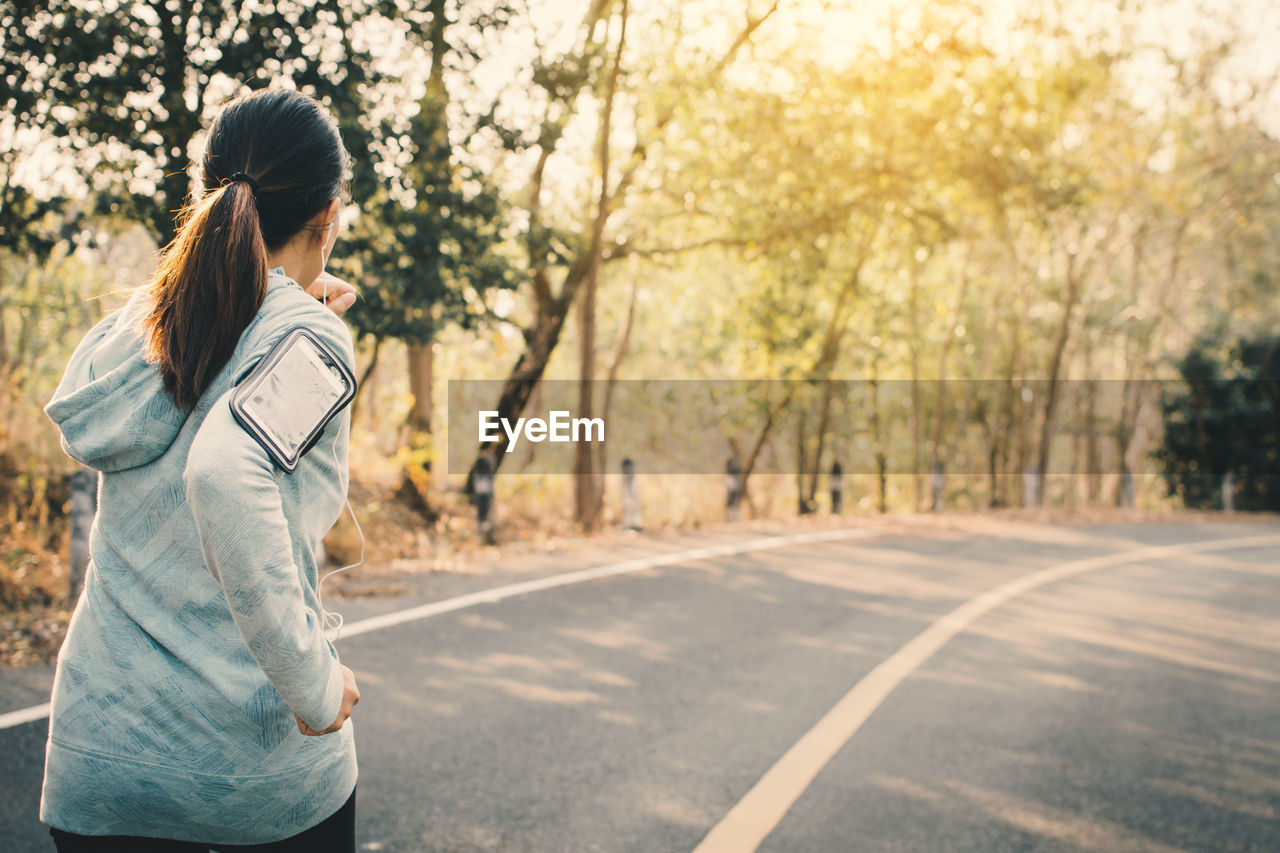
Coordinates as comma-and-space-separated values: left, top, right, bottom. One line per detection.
2, 520, 1278, 852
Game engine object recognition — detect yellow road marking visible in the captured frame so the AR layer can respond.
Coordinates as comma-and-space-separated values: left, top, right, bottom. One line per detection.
691, 533, 1280, 853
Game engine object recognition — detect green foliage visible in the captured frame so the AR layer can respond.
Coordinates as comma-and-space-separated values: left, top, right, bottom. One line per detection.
335, 97, 517, 345
3, 0, 521, 389
0, 186, 65, 258
1157, 334, 1280, 511
1, 0, 387, 242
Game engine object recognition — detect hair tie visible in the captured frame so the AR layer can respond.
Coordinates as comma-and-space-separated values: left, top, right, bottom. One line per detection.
227, 172, 260, 196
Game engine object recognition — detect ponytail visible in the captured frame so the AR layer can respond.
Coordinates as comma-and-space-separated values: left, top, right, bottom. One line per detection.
137, 88, 349, 412
141, 179, 268, 411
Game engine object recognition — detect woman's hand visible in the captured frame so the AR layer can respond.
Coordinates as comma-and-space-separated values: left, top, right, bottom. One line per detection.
296, 664, 360, 736
305, 272, 357, 317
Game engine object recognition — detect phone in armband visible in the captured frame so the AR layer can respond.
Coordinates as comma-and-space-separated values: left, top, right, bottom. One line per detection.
230, 327, 356, 473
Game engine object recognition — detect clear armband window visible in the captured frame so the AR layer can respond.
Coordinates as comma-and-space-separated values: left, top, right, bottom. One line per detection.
230, 327, 356, 473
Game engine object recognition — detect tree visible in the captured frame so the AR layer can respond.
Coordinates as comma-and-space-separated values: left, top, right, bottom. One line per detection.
332, 0, 517, 466
2, 0, 384, 244
1157, 333, 1280, 511
468, 0, 783, 529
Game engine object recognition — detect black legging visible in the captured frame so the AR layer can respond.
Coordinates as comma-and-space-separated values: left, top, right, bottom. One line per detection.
48, 786, 356, 853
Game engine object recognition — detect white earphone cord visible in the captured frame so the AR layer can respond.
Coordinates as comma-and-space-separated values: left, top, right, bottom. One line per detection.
316, 272, 365, 644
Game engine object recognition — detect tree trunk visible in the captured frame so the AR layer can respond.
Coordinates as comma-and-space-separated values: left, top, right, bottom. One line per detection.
1011, 294, 1032, 506
806, 379, 835, 509
737, 384, 796, 512
870, 362, 888, 514
908, 270, 923, 512
1084, 377, 1101, 505
795, 409, 809, 514
1034, 246, 1085, 506
930, 250, 970, 506
0, 292, 9, 382
572, 0, 627, 531
601, 278, 638, 430
402, 339, 435, 516
574, 273, 603, 529
402, 0, 450, 462
407, 342, 433, 438
520, 379, 544, 471
481, 285, 602, 477
350, 337, 382, 427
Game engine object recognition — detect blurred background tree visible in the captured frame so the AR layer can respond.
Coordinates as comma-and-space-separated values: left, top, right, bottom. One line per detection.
0, 0, 387, 242
330, 0, 519, 509
1157, 332, 1280, 511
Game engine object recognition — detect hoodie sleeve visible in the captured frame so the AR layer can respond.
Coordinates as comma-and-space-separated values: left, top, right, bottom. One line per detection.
183, 315, 353, 733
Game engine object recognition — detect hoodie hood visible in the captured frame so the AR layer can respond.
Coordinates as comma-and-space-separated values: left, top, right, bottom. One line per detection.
45, 289, 188, 473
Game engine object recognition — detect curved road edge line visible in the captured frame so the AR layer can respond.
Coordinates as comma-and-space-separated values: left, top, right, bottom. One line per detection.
0, 702, 52, 730
691, 532, 1280, 853
0, 526, 881, 731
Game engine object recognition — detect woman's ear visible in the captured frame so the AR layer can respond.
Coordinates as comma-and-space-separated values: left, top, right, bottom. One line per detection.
309, 198, 341, 242
318, 198, 341, 269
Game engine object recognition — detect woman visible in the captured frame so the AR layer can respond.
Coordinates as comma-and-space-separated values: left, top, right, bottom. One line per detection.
41, 88, 363, 851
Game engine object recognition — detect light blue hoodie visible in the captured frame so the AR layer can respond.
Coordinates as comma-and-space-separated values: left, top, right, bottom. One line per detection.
40, 268, 358, 844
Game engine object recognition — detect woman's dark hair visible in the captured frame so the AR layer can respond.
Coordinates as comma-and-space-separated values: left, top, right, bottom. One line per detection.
141, 88, 350, 411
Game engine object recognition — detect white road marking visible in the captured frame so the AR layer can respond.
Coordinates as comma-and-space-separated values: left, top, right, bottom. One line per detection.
690, 533, 1280, 853
0, 527, 880, 731
0, 702, 51, 730
334, 527, 879, 641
